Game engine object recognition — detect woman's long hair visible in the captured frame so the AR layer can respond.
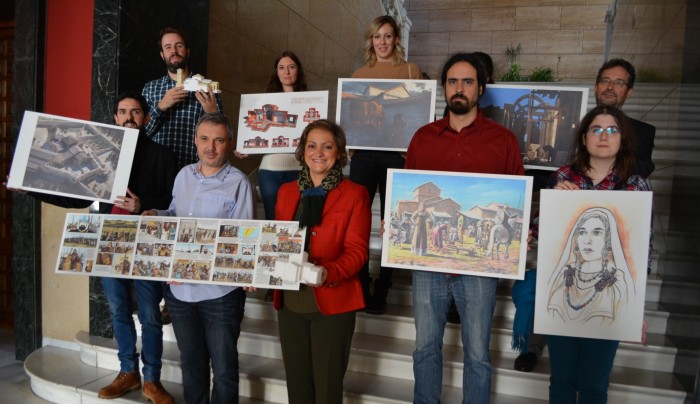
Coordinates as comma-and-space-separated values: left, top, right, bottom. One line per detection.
362, 15, 406, 67
570, 105, 636, 182
265, 51, 307, 93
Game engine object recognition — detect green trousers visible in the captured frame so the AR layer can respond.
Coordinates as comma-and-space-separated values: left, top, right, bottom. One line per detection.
277, 307, 356, 404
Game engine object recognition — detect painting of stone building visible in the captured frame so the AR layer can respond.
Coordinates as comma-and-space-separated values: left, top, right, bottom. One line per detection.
382, 169, 533, 280
337, 79, 437, 151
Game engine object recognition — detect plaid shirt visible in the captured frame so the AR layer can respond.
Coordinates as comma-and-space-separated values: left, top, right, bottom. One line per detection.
546, 165, 651, 192
142, 74, 223, 168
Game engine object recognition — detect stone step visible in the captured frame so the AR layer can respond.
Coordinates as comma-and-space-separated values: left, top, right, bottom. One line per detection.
81, 322, 686, 403
121, 296, 684, 382
28, 344, 550, 404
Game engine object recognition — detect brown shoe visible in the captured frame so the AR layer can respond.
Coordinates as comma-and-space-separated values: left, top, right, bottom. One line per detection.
143, 381, 175, 404
98, 371, 141, 399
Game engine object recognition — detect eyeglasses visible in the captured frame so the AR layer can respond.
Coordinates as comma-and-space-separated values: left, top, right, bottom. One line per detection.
587, 126, 620, 137
598, 77, 627, 88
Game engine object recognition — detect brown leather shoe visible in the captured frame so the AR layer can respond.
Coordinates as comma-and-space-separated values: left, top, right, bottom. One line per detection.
142, 381, 175, 404
98, 371, 141, 399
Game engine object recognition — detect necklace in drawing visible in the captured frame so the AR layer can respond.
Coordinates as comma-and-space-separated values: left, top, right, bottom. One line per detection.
563, 264, 618, 311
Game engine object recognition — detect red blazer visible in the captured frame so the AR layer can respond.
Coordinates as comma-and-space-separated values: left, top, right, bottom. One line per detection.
273, 179, 370, 315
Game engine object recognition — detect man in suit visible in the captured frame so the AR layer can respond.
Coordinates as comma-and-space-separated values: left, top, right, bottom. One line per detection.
594, 58, 656, 178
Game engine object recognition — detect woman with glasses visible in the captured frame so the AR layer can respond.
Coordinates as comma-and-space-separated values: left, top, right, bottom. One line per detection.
541, 105, 651, 403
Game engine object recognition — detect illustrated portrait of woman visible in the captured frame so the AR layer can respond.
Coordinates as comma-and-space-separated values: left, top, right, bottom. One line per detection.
547, 206, 634, 324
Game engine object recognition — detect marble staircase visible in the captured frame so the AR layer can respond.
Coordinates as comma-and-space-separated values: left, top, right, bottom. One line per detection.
24, 83, 700, 403
23, 271, 689, 403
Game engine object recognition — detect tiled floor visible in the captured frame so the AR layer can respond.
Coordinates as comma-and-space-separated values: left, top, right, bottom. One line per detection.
0, 328, 50, 403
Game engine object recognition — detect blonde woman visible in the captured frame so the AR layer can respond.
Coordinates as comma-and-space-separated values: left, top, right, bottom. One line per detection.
351, 15, 421, 314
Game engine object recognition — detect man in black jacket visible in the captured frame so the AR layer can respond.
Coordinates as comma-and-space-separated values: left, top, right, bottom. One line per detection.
594, 58, 656, 178
8, 92, 178, 403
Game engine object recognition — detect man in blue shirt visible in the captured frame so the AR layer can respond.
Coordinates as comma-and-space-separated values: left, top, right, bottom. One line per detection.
144, 112, 254, 403
142, 27, 223, 168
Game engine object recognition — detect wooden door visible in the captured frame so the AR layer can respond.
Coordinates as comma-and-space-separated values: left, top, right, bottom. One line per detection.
0, 21, 15, 328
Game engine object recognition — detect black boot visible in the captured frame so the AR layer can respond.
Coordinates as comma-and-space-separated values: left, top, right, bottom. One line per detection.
358, 264, 372, 310
365, 279, 391, 315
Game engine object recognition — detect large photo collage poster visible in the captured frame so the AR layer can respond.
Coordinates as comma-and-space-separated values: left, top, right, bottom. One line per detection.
57, 214, 306, 290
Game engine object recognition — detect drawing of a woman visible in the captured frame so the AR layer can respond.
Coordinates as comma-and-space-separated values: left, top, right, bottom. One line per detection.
547, 207, 633, 324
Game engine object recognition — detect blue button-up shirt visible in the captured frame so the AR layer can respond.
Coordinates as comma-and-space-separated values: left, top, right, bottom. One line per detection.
157, 162, 254, 302
142, 74, 223, 168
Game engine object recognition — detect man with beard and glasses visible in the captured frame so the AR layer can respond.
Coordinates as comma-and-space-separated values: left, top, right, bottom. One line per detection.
142, 27, 223, 168
594, 58, 655, 177
6, 92, 178, 403
405, 52, 524, 404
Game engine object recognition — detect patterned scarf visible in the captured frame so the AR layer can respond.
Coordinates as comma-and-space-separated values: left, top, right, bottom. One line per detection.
297, 164, 344, 228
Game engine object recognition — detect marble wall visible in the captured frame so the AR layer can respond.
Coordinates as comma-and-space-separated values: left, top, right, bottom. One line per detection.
12, 0, 44, 361
88, 0, 211, 337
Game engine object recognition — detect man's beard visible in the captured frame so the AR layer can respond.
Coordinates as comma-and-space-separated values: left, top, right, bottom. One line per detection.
165, 55, 188, 74
447, 94, 474, 115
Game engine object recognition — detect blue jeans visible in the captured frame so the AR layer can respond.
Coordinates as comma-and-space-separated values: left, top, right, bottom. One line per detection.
165, 287, 246, 404
547, 335, 619, 404
258, 169, 299, 220
101, 277, 163, 382
412, 271, 497, 404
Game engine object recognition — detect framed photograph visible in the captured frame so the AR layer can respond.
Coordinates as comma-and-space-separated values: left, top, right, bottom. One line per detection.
55, 213, 308, 290
235, 90, 329, 154
381, 169, 533, 280
478, 84, 589, 171
8, 111, 138, 202
336, 79, 437, 151
534, 190, 653, 342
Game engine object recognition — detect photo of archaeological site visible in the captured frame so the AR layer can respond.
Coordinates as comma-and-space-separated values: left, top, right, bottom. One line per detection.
8, 112, 138, 202
382, 169, 532, 280
478, 84, 588, 170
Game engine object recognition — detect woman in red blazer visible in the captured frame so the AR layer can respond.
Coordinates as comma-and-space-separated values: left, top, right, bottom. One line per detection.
273, 119, 370, 404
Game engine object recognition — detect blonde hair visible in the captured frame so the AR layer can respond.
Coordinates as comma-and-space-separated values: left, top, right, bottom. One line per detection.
363, 15, 406, 67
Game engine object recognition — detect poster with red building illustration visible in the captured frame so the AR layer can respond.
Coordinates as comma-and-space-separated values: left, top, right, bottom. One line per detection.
236, 91, 329, 154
